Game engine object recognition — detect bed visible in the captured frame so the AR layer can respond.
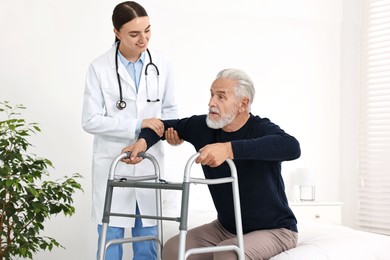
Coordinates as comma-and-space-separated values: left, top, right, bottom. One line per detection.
162, 192, 390, 259
270, 221, 390, 260
162, 210, 390, 259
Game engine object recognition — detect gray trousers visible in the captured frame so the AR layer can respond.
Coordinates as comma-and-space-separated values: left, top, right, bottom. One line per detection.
162, 220, 297, 260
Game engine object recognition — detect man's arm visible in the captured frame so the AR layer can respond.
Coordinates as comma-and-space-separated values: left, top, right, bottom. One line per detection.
121, 120, 180, 164
195, 142, 234, 167
121, 116, 239, 167
231, 134, 301, 161
165, 128, 183, 145
122, 132, 233, 168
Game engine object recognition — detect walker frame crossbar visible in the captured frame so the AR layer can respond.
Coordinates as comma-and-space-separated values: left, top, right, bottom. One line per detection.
97, 152, 245, 260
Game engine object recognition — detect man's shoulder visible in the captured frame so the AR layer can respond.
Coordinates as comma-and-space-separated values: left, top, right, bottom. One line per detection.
186, 114, 208, 125
246, 114, 281, 133
190, 114, 207, 120
249, 114, 275, 124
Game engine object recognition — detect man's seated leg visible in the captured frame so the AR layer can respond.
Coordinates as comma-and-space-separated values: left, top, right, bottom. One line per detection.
214, 228, 298, 260
163, 220, 232, 260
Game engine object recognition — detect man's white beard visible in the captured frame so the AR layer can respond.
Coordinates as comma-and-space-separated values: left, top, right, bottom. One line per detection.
206, 109, 236, 129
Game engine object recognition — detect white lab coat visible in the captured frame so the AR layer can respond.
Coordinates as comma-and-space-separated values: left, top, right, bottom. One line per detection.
82, 45, 178, 227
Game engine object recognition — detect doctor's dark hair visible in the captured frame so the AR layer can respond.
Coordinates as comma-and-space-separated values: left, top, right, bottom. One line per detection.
112, 1, 148, 42
216, 68, 255, 112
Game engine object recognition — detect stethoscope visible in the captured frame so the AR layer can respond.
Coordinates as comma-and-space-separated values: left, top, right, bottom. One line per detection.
115, 41, 160, 110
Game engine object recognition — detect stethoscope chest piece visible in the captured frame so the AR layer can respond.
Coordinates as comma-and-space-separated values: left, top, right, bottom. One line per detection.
116, 100, 126, 110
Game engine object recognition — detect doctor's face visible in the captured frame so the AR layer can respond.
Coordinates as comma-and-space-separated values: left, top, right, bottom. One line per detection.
114, 16, 151, 58
206, 78, 241, 129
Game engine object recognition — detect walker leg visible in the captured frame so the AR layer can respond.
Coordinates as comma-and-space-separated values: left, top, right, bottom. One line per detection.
97, 223, 109, 260
98, 180, 114, 260
179, 155, 245, 259
177, 181, 190, 260
177, 231, 187, 260
99, 153, 166, 260
156, 184, 163, 259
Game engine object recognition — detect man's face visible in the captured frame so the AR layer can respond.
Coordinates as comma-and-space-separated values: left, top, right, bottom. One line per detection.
206, 78, 240, 129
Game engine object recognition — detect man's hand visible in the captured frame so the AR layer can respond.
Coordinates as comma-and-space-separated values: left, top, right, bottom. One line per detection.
165, 127, 184, 146
121, 139, 148, 164
196, 142, 233, 167
141, 118, 164, 137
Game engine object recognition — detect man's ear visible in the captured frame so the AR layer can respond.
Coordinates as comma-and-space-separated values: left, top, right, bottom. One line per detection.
239, 98, 249, 112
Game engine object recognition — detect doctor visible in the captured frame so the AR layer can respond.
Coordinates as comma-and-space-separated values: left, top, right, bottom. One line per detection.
82, 2, 180, 259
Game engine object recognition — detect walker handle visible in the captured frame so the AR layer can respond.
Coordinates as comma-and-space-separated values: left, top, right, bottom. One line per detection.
124, 151, 146, 159
108, 152, 158, 180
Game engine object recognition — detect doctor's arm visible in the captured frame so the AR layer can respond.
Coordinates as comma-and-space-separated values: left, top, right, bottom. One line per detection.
141, 118, 165, 137
82, 64, 139, 139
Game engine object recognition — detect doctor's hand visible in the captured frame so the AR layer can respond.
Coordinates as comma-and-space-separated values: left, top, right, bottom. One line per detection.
121, 139, 147, 164
141, 118, 164, 137
165, 128, 183, 146
196, 142, 233, 167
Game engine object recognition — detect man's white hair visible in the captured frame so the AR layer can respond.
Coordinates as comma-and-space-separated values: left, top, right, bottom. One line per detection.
215, 68, 255, 112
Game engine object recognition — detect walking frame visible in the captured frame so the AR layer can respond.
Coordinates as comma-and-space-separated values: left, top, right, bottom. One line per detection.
97, 152, 245, 260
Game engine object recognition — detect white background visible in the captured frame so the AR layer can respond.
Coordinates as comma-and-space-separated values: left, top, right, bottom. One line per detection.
0, 0, 361, 259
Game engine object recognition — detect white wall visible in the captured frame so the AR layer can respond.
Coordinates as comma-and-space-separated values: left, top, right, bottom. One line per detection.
0, 0, 355, 259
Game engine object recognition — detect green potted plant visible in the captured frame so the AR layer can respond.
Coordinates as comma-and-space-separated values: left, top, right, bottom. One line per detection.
0, 101, 83, 259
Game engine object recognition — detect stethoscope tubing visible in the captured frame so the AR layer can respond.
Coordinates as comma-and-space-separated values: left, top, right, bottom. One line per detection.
115, 41, 160, 110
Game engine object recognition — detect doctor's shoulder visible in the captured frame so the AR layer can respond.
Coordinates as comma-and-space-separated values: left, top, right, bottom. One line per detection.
87, 47, 116, 72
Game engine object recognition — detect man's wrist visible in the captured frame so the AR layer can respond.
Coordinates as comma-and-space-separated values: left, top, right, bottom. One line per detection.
137, 138, 147, 150
227, 142, 233, 159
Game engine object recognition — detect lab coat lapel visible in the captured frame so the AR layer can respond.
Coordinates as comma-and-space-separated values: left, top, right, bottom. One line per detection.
108, 45, 137, 99
117, 63, 136, 92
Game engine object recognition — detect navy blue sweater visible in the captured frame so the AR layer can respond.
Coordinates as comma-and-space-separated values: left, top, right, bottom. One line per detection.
139, 114, 301, 234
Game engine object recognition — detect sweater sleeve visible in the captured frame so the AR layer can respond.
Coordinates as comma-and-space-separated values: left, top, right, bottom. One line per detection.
138, 128, 161, 149
138, 116, 208, 151
138, 119, 181, 149
231, 134, 300, 161
231, 117, 301, 161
